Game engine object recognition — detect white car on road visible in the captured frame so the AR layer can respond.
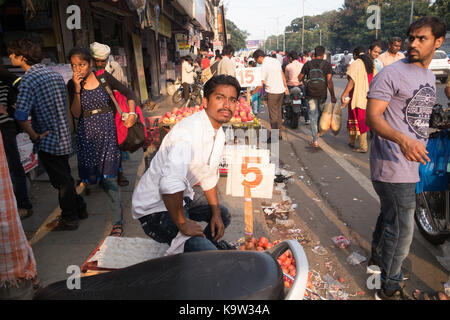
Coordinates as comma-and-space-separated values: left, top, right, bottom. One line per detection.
429, 50, 450, 83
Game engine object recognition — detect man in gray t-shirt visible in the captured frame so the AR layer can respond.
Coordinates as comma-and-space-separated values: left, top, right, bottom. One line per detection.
365, 16, 446, 300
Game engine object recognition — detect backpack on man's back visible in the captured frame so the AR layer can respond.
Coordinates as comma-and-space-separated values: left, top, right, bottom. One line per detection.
305, 60, 327, 98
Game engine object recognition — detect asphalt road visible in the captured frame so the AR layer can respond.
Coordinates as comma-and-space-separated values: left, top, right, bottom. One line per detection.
259, 75, 449, 299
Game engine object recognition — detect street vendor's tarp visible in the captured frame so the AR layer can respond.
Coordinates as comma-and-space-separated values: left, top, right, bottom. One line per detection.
87, 237, 168, 269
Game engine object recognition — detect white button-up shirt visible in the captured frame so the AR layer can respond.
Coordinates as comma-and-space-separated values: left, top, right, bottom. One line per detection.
181, 60, 195, 84
132, 110, 225, 219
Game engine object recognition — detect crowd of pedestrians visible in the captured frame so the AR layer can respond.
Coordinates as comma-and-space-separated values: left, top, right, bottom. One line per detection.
0, 15, 447, 300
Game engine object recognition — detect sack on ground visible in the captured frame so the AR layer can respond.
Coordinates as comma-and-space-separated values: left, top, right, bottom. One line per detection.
319, 102, 333, 133
331, 104, 342, 135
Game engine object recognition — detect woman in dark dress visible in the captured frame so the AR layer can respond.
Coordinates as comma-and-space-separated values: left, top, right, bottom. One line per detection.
67, 48, 137, 237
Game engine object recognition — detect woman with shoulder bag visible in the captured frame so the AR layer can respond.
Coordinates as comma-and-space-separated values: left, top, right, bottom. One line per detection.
67, 47, 137, 237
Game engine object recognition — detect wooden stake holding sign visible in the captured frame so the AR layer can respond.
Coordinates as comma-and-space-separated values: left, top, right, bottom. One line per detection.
226, 149, 275, 240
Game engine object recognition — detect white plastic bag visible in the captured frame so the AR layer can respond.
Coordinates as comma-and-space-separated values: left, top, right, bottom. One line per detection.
319, 102, 334, 133
331, 104, 342, 135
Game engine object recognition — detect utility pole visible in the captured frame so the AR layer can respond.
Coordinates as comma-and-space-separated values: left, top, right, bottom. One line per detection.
270, 15, 284, 51
302, 0, 305, 53
410, 0, 415, 24
264, 30, 266, 53
376, 0, 380, 39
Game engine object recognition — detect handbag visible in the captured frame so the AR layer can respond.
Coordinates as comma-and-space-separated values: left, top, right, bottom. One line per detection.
95, 70, 147, 153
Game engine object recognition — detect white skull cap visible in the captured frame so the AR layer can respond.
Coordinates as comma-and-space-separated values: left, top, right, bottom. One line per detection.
90, 42, 111, 60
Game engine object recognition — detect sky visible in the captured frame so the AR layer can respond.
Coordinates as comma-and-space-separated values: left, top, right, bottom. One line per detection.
224, 0, 346, 40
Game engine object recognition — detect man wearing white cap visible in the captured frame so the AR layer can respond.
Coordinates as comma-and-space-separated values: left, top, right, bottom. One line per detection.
90, 42, 128, 86
90, 42, 130, 187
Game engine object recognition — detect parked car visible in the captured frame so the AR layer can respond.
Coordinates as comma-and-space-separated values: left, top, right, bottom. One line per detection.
429, 50, 450, 83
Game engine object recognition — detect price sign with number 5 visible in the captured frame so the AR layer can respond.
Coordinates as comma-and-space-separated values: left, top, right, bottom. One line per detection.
227, 149, 275, 199
236, 68, 262, 88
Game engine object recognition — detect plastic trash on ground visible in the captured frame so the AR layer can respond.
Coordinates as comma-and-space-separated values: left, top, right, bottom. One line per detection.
331, 235, 350, 249
346, 252, 367, 265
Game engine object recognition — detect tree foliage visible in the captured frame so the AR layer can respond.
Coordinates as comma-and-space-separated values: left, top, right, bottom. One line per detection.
265, 0, 449, 54
226, 19, 249, 51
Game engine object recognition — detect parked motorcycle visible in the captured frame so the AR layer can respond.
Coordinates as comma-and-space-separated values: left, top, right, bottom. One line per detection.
282, 86, 308, 129
415, 104, 450, 245
34, 240, 309, 300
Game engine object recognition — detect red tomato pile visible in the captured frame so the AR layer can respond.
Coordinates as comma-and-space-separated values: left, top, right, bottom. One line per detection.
229, 98, 255, 124
238, 237, 274, 251
160, 106, 203, 125
238, 237, 296, 289
278, 250, 296, 289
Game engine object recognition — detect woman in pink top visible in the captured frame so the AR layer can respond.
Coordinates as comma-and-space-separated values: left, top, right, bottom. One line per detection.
285, 51, 304, 88
285, 51, 310, 124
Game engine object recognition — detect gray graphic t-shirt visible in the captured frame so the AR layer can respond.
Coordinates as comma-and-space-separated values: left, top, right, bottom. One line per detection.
367, 59, 436, 183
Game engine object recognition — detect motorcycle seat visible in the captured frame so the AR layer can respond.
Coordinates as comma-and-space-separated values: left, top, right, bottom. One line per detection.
34, 250, 284, 300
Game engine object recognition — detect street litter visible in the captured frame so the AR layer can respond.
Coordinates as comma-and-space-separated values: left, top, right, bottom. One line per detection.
346, 252, 367, 265
274, 169, 295, 183
331, 235, 350, 249
275, 219, 295, 228
312, 245, 328, 256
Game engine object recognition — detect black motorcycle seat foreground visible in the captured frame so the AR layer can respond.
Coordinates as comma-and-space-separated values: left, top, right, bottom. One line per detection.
34, 250, 284, 300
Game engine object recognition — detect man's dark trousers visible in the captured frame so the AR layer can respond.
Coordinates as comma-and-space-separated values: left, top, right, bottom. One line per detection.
38, 151, 86, 222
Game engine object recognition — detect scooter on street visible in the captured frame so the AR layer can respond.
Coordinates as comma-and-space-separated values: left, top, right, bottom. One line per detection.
282, 86, 309, 129
415, 104, 450, 245
34, 240, 309, 300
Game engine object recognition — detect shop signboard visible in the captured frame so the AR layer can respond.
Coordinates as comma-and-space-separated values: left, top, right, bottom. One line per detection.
193, 0, 206, 30
246, 40, 260, 49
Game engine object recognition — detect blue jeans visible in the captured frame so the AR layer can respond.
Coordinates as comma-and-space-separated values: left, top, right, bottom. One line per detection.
139, 203, 231, 252
371, 181, 416, 292
307, 98, 326, 142
100, 177, 123, 225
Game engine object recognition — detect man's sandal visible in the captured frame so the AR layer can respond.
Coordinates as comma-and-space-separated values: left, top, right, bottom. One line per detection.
109, 224, 123, 237
353, 148, 367, 153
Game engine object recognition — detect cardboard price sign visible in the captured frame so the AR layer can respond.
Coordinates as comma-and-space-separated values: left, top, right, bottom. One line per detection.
226, 149, 275, 238
226, 149, 274, 199
236, 68, 262, 88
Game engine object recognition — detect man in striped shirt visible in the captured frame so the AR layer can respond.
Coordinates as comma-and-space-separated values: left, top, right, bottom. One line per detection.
8, 39, 87, 231
0, 65, 33, 219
